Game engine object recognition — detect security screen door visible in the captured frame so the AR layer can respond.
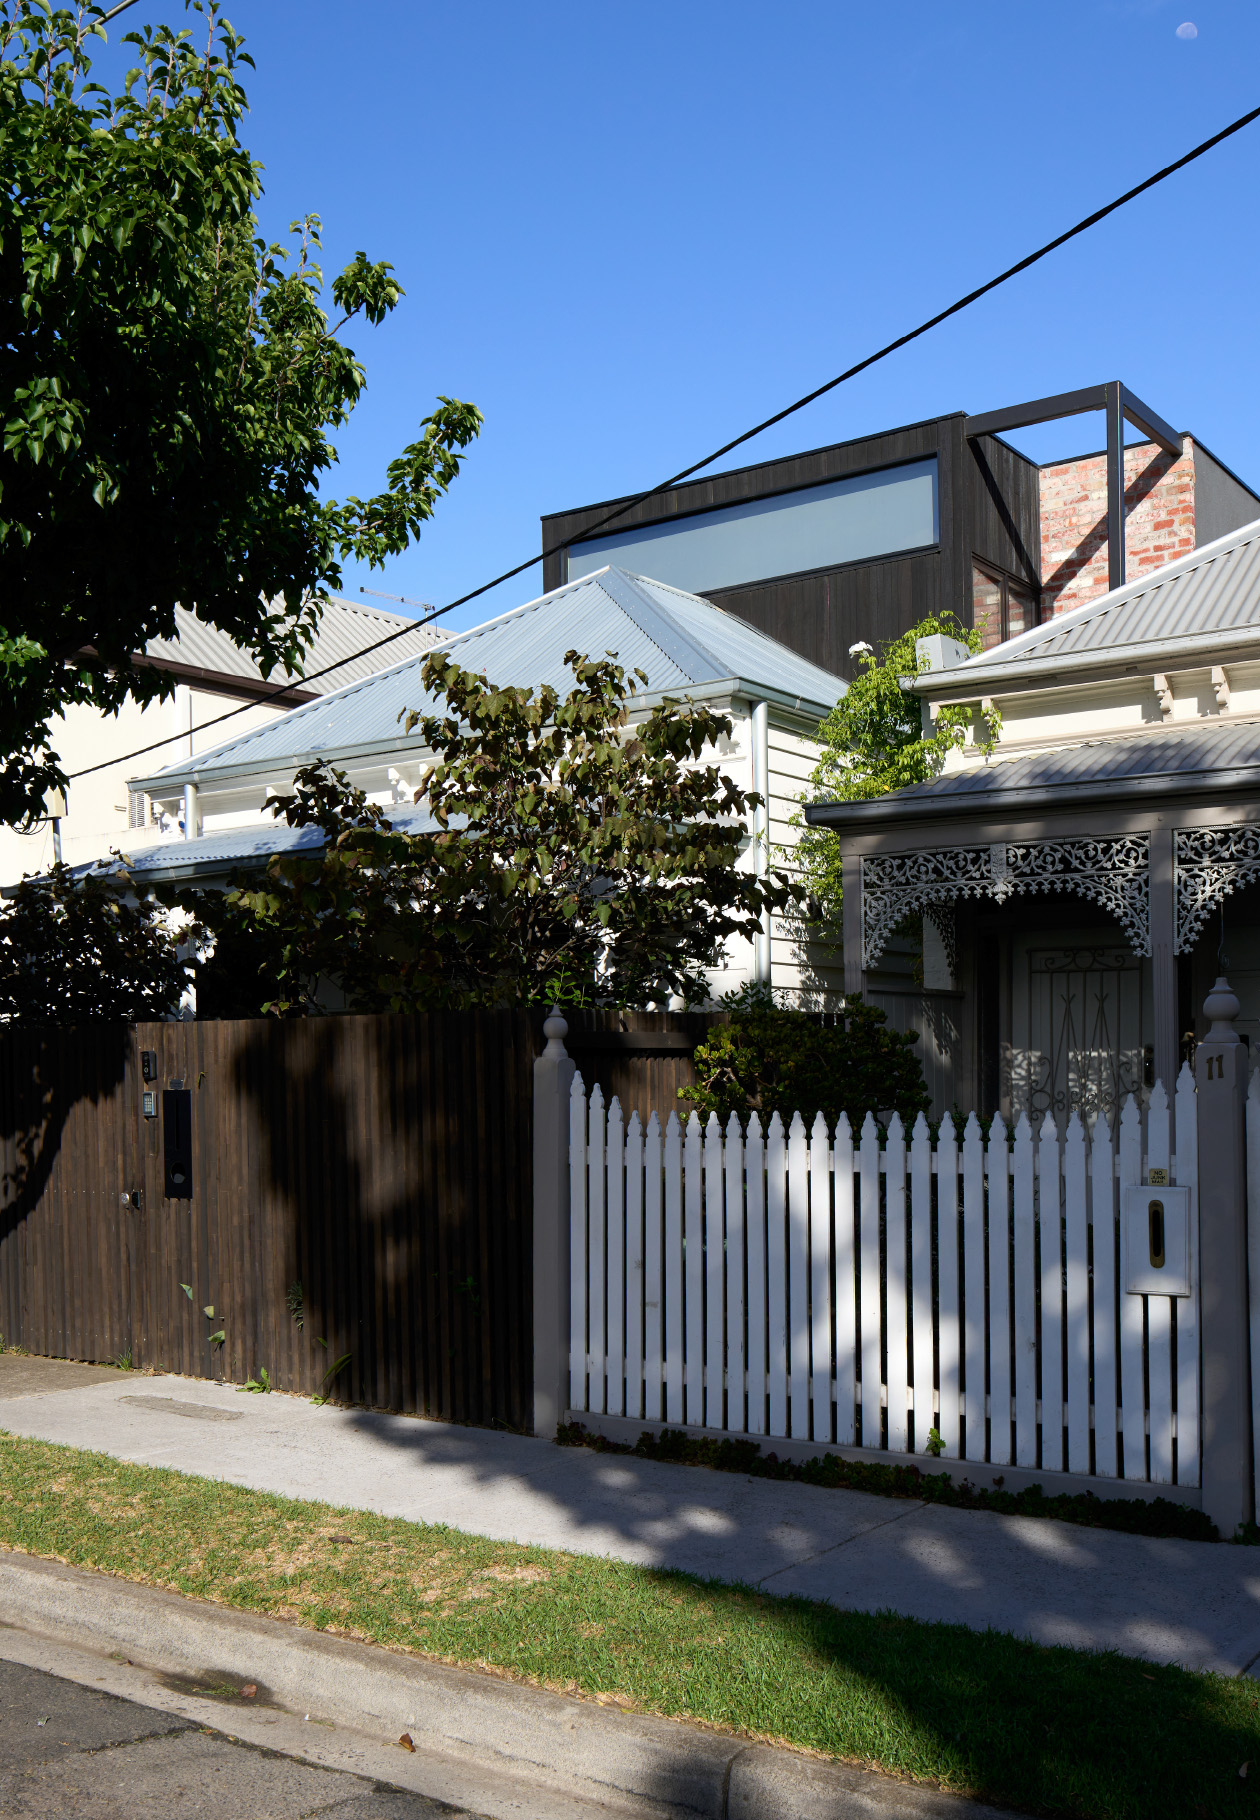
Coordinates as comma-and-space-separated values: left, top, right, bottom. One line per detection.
1008, 937, 1148, 1129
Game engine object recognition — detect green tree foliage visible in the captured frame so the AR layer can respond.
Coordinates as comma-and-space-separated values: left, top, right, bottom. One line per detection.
0, 2, 481, 825
795, 614, 998, 930
0, 862, 195, 1021
679, 985, 928, 1129
190, 650, 802, 1015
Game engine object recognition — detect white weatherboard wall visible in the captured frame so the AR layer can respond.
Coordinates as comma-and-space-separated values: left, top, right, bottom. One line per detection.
569, 1071, 1200, 1488
699, 704, 841, 1007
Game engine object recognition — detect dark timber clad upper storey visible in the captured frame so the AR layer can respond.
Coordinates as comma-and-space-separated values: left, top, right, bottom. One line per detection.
541, 414, 1042, 682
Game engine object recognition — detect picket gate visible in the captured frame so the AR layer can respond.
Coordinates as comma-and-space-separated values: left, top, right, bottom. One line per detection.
569, 1069, 1200, 1487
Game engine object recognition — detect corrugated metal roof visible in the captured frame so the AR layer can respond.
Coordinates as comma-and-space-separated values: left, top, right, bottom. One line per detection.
144, 597, 442, 695
922, 515, 1260, 687
89, 801, 439, 880
804, 722, 1260, 832
893, 723, 1260, 800
133, 567, 846, 793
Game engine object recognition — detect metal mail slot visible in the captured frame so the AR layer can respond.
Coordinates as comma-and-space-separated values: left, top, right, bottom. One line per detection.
1121, 1182, 1191, 1296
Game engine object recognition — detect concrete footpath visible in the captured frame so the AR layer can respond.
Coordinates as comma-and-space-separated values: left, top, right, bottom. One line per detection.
3, 1355, 1260, 1676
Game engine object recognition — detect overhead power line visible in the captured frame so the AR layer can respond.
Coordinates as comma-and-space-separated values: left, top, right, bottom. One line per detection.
68, 98, 1260, 785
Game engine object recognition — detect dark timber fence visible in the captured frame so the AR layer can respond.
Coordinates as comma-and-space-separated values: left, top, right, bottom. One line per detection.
0, 1009, 723, 1430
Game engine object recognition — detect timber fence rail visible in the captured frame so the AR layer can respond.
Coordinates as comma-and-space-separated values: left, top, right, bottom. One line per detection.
567, 1068, 1201, 1489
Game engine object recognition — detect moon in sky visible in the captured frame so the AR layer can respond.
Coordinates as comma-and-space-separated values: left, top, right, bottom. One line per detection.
1175, 21, 1198, 38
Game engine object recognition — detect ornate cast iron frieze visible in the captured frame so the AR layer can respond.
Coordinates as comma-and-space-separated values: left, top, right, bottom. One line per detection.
1175, 823, 1260, 953
861, 835, 1151, 970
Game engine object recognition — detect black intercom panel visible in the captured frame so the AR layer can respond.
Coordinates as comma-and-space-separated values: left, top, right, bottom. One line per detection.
141, 1050, 157, 1082
163, 1089, 193, 1198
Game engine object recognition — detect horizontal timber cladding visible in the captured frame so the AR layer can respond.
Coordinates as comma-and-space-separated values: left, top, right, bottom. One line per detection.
540, 416, 1042, 684
0, 1010, 733, 1431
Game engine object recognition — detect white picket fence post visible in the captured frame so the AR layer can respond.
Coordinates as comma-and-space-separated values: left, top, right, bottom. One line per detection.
562, 1072, 1204, 1494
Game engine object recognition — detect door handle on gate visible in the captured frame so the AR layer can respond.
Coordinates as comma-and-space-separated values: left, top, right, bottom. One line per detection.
119, 1189, 144, 1211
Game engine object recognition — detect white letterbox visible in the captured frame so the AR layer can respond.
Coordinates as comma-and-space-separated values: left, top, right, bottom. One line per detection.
1121, 1183, 1192, 1296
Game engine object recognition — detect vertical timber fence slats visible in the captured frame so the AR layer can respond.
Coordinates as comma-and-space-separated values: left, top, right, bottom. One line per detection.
569, 1066, 1204, 1489
0, 1012, 540, 1429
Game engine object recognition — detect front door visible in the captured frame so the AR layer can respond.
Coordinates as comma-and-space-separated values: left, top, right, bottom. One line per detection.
1008, 936, 1149, 1129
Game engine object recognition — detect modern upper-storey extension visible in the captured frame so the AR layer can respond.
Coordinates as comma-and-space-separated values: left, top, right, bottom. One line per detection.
541, 384, 1260, 682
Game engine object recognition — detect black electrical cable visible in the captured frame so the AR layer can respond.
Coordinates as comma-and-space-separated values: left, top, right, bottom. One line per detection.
68, 97, 1260, 785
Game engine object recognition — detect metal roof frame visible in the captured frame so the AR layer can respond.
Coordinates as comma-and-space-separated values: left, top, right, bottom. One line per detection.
966, 382, 1183, 594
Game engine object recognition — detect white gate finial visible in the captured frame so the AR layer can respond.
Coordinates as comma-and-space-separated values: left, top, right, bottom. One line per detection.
1203, 976, 1241, 1045
542, 1007, 570, 1057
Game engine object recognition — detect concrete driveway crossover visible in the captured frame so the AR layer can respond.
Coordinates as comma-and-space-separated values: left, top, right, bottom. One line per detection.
3, 1353, 1260, 1676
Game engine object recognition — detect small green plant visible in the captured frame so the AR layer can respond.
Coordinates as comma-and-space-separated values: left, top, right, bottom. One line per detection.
110, 1346, 133, 1372
179, 1283, 193, 1301
925, 1427, 944, 1458
239, 1368, 272, 1394
286, 1282, 304, 1331
311, 1350, 351, 1407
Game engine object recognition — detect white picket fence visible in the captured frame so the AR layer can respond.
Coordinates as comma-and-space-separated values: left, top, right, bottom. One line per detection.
569, 1068, 1200, 1487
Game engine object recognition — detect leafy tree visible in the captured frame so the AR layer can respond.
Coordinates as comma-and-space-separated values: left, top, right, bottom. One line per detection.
0, 862, 196, 1022
795, 614, 998, 930
679, 983, 928, 1130
0, 1, 481, 825
189, 650, 802, 1015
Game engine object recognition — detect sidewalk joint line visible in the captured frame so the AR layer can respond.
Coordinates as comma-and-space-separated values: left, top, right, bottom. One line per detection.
755, 1500, 925, 1587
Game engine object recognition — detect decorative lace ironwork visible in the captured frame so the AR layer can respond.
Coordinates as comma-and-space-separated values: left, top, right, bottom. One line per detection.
1175, 823, 1260, 953
862, 835, 1151, 969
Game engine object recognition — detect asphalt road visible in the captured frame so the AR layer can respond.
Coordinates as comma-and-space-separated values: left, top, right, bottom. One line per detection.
0, 1659, 480, 1819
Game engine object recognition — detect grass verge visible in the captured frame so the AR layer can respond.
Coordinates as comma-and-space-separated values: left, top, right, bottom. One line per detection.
1, 1428, 1257, 1820
557, 1422, 1221, 1543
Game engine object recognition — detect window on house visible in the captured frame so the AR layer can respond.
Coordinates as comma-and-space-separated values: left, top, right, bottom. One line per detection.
972, 559, 1039, 650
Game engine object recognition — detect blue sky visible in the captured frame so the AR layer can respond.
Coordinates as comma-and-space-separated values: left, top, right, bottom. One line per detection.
110, 1, 1260, 631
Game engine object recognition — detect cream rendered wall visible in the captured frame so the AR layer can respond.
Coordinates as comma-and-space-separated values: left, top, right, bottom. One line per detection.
938, 659, 1260, 778
0, 686, 299, 887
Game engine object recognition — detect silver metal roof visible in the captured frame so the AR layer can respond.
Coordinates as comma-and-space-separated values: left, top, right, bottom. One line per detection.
805, 721, 1260, 830
898, 723, 1260, 799
132, 567, 846, 794
144, 597, 442, 696
89, 801, 439, 883
917, 515, 1260, 693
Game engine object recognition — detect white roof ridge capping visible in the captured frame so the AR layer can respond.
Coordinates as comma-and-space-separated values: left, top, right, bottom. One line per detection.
916, 512, 1260, 693
127, 566, 845, 797
593, 567, 728, 684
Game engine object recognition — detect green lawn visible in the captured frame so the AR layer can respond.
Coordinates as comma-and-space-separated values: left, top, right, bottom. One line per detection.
1, 1428, 1256, 1820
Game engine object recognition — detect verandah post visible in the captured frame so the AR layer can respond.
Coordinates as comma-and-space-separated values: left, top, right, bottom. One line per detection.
533, 1008, 576, 1437
1196, 977, 1254, 1535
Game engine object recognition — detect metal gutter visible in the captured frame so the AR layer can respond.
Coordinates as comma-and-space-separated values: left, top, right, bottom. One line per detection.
130, 677, 838, 797
914, 623, 1260, 699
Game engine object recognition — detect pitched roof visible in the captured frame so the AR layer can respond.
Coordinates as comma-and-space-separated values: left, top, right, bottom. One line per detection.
142, 596, 442, 698
916, 515, 1260, 694
131, 567, 845, 794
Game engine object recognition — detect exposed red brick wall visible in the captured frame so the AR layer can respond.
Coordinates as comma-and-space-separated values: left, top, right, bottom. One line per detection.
1039, 437, 1197, 617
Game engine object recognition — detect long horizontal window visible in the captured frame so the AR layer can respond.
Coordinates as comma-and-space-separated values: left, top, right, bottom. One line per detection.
566, 457, 938, 595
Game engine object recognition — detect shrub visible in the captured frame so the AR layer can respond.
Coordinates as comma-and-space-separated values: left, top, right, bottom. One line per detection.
679, 985, 929, 1130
